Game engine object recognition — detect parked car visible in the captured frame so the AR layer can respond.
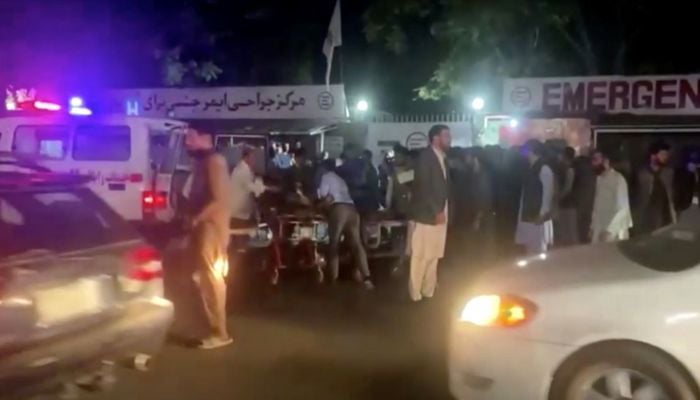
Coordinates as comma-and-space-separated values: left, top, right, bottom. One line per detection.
0, 155, 173, 399
450, 209, 700, 400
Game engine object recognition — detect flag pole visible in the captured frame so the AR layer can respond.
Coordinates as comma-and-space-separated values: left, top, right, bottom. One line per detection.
323, 0, 342, 90
337, 0, 344, 86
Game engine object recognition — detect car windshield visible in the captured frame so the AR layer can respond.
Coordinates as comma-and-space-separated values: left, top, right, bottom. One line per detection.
0, 187, 138, 259
618, 209, 700, 272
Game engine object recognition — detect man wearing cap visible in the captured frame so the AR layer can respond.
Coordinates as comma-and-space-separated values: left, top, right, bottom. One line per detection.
515, 139, 555, 254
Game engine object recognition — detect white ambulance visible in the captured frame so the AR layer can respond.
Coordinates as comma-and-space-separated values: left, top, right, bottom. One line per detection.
0, 111, 190, 224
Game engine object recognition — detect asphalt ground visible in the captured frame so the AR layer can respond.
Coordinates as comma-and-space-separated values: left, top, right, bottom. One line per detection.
90, 233, 497, 400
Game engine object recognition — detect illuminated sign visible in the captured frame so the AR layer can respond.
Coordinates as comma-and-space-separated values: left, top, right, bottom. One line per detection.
107, 85, 347, 120
504, 75, 700, 116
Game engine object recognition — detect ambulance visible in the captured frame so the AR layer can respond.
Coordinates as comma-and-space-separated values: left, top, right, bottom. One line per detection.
0, 96, 190, 224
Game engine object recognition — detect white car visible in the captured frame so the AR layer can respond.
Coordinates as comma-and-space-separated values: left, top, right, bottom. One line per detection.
449, 210, 700, 400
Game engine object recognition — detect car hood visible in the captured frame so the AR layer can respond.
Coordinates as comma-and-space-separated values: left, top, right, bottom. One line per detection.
472, 243, 667, 295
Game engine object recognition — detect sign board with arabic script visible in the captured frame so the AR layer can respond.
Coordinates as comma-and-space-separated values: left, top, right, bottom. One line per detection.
107, 84, 347, 120
503, 75, 700, 116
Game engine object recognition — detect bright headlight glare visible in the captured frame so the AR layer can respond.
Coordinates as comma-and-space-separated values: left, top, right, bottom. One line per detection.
460, 295, 501, 326
459, 295, 535, 327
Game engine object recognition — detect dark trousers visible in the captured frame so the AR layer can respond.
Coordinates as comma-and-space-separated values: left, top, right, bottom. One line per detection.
328, 203, 371, 281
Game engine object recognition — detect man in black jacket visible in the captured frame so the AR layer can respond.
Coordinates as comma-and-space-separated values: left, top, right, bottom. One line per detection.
408, 124, 451, 302
675, 148, 700, 218
634, 141, 675, 235
515, 139, 555, 254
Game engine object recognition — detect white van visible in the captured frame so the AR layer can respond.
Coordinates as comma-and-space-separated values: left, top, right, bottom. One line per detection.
0, 114, 190, 224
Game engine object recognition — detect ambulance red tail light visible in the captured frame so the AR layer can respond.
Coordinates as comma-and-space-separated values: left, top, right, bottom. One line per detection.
142, 190, 167, 212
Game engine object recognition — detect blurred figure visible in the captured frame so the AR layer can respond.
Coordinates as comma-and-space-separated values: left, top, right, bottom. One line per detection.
359, 149, 381, 214
554, 146, 578, 247
386, 145, 414, 217
289, 148, 315, 204
590, 148, 632, 243
378, 150, 392, 208
572, 148, 596, 244
337, 146, 366, 206
675, 148, 700, 218
317, 160, 373, 289
634, 142, 676, 235
408, 125, 451, 302
184, 128, 232, 350
230, 146, 269, 223
515, 140, 555, 254
230, 147, 282, 284
495, 146, 526, 255
272, 142, 293, 169
463, 147, 495, 262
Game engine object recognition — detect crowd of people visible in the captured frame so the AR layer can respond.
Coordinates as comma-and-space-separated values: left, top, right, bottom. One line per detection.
177, 124, 700, 349
447, 138, 699, 256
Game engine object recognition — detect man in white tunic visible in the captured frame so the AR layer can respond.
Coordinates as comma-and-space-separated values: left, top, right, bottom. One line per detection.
590, 148, 633, 243
408, 125, 451, 302
515, 139, 555, 254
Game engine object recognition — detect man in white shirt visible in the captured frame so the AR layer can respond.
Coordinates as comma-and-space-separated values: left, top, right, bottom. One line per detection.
230, 146, 268, 223
590, 148, 633, 243
317, 160, 373, 289
229, 146, 285, 284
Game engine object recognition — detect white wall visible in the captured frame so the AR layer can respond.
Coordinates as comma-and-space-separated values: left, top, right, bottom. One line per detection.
366, 117, 473, 164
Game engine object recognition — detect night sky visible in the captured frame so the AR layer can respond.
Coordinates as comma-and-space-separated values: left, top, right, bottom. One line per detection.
4, 0, 700, 114
0, 0, 451, 114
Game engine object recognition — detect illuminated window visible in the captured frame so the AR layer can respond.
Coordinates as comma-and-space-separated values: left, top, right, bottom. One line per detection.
14, 125, 69, 159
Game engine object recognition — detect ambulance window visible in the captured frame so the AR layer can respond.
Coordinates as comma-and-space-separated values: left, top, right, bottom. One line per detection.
73, 125, 131, 161
14, 125, 69, 159
149, 134, 176, 172
177, 138, 191, 168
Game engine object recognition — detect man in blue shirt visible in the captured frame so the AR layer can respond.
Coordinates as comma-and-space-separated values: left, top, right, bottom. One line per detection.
317, 160, 373, 289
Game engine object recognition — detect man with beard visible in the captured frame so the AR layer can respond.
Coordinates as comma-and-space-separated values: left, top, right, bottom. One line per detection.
408, 124, 451, 302
184, 128, 233, 349
515, 139, 555, 255
590, 148, 633, 243
634, 142, 676, 235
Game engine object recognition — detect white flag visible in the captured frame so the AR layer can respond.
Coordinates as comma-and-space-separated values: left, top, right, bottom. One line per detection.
323, 0, 342, 88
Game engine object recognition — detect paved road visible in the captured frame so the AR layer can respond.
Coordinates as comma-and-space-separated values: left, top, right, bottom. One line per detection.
91, 254, 479, 400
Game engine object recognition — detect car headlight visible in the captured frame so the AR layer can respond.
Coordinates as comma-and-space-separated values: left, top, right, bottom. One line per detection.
459, 295, 536, 327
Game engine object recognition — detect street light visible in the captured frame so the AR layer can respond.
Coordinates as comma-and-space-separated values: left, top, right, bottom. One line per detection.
509, 118, 519, 128
356, 99, 369, 112
471, 97, 485, 111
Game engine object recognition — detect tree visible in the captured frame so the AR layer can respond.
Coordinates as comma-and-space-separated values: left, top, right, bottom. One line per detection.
364, 0, 659, 102
108, 0, 330, 87
0, 0, 329, 89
